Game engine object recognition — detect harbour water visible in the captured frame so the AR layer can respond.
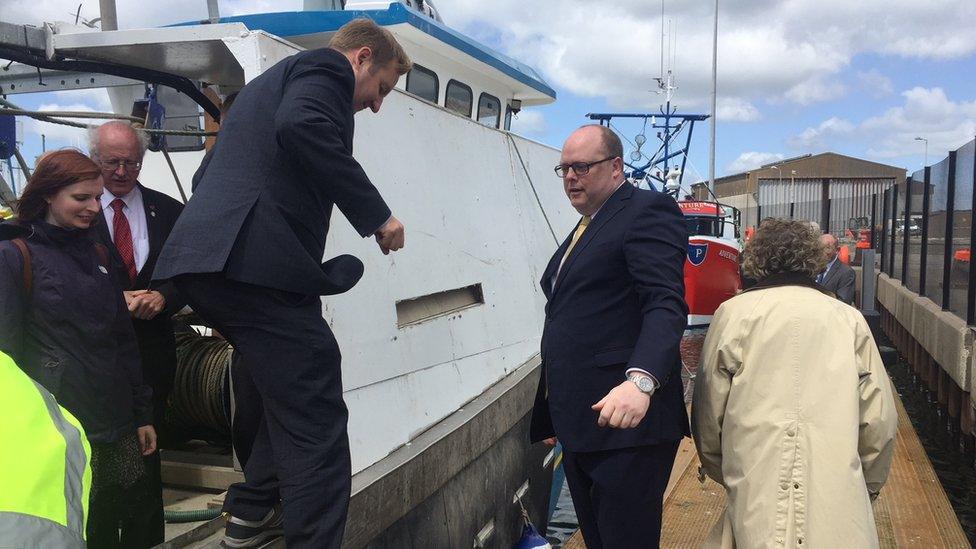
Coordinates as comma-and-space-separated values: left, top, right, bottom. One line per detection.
545, 482, 577, 548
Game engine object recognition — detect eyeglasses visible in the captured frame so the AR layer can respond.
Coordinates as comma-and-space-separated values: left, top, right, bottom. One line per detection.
98, 159, 142, 172
554, 156, 615, 178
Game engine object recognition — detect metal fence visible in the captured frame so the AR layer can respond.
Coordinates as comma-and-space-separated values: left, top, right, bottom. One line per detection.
881, 137, 976, 324
757, 178, 889, 238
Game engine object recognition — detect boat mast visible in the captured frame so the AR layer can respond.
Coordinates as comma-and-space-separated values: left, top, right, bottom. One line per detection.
708, 0, 718, 196
587, 1, 709, 198
98, 0, 118, 30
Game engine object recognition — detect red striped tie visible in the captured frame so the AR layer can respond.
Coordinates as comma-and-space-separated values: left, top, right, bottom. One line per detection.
110, 198, 137, 284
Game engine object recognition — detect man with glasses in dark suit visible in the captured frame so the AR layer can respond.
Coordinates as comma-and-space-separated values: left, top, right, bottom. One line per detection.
530, 125, 689, 548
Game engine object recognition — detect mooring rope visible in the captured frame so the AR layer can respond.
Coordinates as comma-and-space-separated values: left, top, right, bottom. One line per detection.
0, 99, 217, 136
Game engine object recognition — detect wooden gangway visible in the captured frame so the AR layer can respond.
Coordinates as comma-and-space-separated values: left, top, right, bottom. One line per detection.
564, 391, 970, 548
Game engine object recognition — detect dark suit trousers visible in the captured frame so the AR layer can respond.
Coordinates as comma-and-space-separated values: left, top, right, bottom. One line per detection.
174, 274, 351, 549
230, 351, 263, 469
562, 441, 680, 549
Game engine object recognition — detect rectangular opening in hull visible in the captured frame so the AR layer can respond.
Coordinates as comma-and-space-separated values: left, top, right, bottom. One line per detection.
395, 283, 484, 328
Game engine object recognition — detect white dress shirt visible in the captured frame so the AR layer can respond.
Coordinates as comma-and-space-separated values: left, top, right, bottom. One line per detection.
101, 185, 150, 274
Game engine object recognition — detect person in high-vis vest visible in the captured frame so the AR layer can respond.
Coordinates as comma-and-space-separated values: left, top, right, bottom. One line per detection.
0, 350, 92, 547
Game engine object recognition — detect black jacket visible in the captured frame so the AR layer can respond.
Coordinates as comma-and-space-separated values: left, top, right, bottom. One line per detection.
154, 47, 391, 295
92, 183, 184, 424
530, 184, 691, 452
0, 220, 152, 443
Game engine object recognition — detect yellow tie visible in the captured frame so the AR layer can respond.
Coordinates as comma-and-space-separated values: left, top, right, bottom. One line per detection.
546, 215, 590, 398
562, 215, 591, 262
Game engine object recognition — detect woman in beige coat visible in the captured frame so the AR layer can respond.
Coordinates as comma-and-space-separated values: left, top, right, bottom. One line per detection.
692, 218, 898, 548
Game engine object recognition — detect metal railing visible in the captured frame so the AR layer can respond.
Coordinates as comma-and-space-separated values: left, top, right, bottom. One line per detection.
881, 137, 976, 324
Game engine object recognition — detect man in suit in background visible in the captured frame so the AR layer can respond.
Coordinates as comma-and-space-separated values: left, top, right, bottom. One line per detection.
818, 233, 856, 305
531, 125, 690, 548
153, 19, 410, 548
89, 120, 184, 548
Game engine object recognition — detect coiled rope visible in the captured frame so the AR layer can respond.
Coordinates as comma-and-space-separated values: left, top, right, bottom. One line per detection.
168, 330, 232, 444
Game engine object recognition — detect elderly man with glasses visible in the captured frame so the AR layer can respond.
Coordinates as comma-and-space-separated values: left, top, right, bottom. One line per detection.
530, 124, 690, 548
89, 120, 185, 548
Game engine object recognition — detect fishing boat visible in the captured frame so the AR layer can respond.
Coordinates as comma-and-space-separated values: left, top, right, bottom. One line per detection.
587, 73, 742, 335
0, 1, 579, 546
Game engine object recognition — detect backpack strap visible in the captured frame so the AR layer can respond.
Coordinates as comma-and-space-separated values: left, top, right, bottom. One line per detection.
10, 238, 32, 297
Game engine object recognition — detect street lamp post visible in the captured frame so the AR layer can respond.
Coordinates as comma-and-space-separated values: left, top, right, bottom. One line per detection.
790, 170, 797, 219
915, 136, 928, 167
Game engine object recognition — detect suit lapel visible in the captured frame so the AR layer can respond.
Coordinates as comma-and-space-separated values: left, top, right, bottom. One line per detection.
551, 183, 633, 297
822, 260, 839, 286
541, 230, 574, 300
142, 185, 164, 271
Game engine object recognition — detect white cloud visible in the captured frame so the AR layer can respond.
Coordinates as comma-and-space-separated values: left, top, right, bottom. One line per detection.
716, 98, 761, 122
438, 0, 976, 117
727, 152, 785, 174
24, 103, 96, 148
509, 109, 547, 136
857, 69, 894, 98
50, 89, 112, 111
784, 78, 846, 106
789, 117, 855, 149
789, 87, 976, 161
861, 87, 976, 158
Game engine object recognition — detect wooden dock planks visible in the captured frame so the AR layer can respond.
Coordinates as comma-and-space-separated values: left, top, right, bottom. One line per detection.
562, 391, 970, 548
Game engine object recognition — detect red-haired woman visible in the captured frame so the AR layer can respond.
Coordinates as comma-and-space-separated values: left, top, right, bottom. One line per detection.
0, 149, 156, 548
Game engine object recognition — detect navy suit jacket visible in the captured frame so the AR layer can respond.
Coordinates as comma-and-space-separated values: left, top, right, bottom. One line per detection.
819, 258, 856, 305
530, 183, 691, 452
153, 47, 391, 296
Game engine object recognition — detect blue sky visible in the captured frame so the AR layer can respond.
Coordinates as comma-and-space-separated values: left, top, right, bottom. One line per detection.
3, 0, 975, 192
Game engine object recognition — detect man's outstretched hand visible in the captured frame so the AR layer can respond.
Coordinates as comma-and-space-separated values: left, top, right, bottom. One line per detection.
375, 216, 405, 255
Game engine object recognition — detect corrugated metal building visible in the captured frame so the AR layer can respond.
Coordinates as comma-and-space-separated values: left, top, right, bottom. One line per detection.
691, 152, 906, 237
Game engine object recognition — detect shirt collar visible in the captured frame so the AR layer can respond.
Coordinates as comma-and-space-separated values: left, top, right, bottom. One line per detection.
101, 183, 142, 211
824, 254, 838, 274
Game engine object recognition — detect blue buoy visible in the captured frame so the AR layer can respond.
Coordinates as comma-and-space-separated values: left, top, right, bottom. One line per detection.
514, 522, 551, 549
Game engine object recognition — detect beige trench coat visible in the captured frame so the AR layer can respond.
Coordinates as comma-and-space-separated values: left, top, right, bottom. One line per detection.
692, 284, 897, 548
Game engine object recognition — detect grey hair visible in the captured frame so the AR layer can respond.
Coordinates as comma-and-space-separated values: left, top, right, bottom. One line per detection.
742, 218, 830, 280
88, 121, 150, 158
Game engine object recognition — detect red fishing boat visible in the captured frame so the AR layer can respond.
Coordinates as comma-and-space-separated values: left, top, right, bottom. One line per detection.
678, 200, 742, 328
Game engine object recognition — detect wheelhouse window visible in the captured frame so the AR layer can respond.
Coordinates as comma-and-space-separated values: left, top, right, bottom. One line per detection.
445, 80, 473, 117
477, 93, 501, 128
686, 216, 722, 237
405, 64, 438, 103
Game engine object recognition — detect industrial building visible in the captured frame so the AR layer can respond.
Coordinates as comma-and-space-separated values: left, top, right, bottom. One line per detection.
691, 152, 907, 237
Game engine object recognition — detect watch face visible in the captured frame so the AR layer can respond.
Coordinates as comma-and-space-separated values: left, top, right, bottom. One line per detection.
631, 375, 654, 393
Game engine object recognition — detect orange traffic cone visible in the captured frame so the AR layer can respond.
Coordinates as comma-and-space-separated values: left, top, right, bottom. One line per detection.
839, 244, 851, 265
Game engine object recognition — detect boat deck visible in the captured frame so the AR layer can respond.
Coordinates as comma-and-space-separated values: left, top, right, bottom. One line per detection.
563, 391, 970, 548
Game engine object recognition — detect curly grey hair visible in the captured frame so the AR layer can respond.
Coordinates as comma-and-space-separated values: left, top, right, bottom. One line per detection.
88, 121, 149, 158
742, 218, 830, 280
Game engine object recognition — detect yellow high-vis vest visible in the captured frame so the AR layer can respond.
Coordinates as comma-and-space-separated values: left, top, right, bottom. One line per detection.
0, 351, 91, 547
